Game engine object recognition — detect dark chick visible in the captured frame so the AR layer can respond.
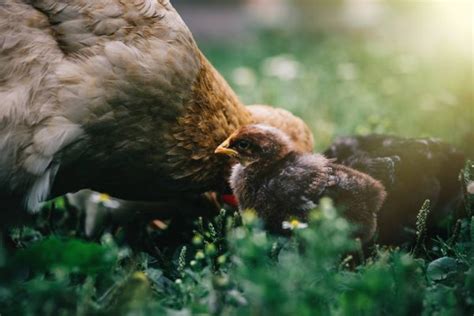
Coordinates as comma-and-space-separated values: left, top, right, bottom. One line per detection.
215, 125, 387, 242
324, 134, 466, 244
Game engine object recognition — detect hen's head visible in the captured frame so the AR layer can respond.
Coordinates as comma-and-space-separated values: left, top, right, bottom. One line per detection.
215, 124, 294, 166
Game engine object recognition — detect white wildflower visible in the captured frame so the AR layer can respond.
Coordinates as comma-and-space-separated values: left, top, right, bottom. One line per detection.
282, 219, 308, 230
91, 192, 120, 209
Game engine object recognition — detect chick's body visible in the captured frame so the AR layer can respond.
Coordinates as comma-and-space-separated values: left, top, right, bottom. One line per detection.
219, 125, 386, 242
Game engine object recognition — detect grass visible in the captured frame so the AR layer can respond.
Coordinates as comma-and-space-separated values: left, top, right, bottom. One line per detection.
1, 28, 473, 315
1, 189, 473, 315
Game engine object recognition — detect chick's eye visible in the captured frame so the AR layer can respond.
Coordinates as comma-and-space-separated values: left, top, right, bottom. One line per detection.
235, 140, 250, 150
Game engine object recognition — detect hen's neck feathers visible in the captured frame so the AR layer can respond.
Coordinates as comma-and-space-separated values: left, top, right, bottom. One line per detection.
164, 53, 252, 189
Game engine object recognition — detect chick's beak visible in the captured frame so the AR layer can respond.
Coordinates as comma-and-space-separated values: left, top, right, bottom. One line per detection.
215, 137, 238, 157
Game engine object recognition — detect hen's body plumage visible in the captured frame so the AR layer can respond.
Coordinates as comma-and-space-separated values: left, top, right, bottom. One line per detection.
0, 0, 252, 219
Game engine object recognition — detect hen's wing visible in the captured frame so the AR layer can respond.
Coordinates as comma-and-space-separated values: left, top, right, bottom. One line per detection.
0, 0, 201, 212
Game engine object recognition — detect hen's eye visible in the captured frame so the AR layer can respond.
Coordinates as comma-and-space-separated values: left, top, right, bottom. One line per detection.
235, 140, 250, 150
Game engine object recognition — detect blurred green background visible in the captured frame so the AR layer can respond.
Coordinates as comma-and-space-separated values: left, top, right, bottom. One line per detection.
176, 0, 473, 155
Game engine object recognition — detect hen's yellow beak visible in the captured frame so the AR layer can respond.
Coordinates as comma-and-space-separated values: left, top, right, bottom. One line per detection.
215, 137, 238, 157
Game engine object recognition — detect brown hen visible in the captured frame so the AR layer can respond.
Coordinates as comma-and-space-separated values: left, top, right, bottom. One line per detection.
1, 0, 254, 224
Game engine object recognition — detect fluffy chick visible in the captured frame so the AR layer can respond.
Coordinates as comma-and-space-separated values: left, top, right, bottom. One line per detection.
218, 104, 315, 199
324, 134, 465, 244
215, 125, 386, 242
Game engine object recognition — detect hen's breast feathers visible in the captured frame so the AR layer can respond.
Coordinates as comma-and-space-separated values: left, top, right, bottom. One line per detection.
164, 54, 252, 184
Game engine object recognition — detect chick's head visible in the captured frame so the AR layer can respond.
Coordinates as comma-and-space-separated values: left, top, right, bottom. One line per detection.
215, 124, 294, 166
